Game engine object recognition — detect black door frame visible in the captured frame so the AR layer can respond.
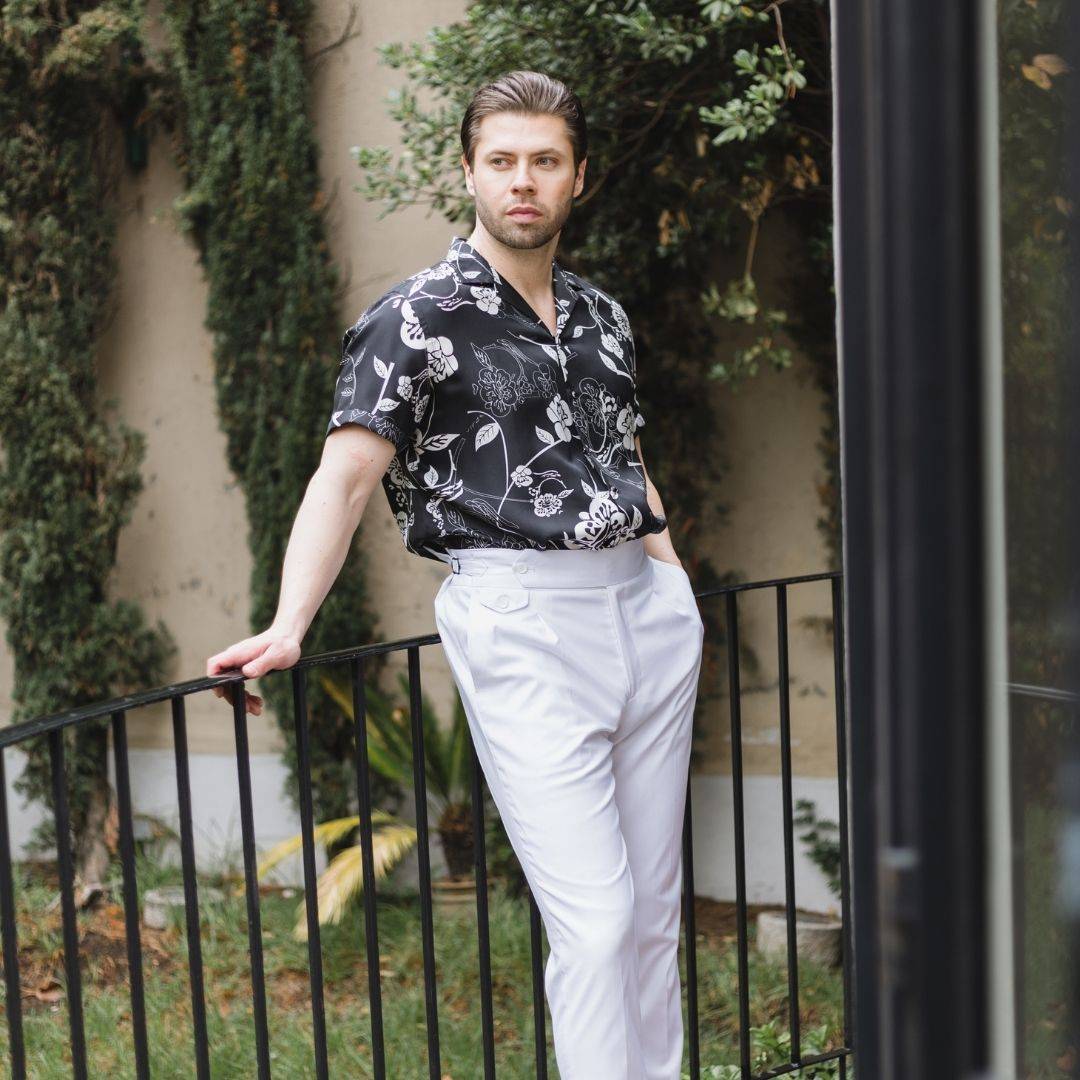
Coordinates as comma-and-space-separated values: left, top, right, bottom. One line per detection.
831, 1, 992, 1075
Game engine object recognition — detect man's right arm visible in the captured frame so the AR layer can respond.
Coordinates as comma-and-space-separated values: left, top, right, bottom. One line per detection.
271, 425, 397, 640
205, 424, 397, 713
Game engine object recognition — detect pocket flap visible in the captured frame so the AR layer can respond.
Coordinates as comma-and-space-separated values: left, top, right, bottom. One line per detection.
476, 590, 530, 613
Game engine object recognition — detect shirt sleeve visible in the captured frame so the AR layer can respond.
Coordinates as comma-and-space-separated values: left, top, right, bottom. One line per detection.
326, 293, 432, 454
627, 325, 646, 431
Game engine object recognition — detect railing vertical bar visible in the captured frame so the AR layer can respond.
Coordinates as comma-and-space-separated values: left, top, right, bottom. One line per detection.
528, 889, 548, 1079
231, 686, 272, 1078
110, 710, 150, 1079
47, 728, 87, 1080
406, 645, 442, 1079
682, 765, 700, 1080
291, 668, 329, 1080
724, 590, 752, 1079
349, 656, 386, 1080
0, 749, 27, 1079
172, 696, 211, 1080
469, 740, 497, 1080
831, 575, 855, 1068
775, 584, 802, 1062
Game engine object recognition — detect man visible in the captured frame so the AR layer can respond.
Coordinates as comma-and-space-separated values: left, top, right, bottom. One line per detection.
207, 69, 704, 1080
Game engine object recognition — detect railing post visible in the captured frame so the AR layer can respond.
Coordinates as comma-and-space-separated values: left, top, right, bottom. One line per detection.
231, 685, 272, 1078
171, 695, 212, 1079
47, 728, 87, 1079
349, 655, 387, 1079
291, 667, 329, 1080
110, 710, 150, 1079
681, 765, 700, 1080
406, 645, 442, 1079
723, 590, 752, 1079
0, 749, 26, 1079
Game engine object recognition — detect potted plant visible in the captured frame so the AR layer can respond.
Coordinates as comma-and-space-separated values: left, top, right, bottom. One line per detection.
256, 669, 497, 938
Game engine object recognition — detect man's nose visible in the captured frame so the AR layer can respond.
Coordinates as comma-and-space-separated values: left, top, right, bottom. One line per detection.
511, 168, 536, 190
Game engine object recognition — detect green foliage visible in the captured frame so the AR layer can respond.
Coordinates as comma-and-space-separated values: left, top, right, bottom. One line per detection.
0, 0, 177, 857
690, 1018, 844, 1078
701, 273, 793, 383
699, 43, 808, 145
793, 796, 841, 897
152, 0, 388, 836
348, 0, 839, 570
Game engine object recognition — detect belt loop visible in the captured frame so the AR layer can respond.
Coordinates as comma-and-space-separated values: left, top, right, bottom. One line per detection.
449, 554, 461, 574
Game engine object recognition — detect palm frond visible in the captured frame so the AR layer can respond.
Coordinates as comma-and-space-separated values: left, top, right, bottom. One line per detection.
315, 671, 410, 782
256, 811, 397, 878
293, 821, 419, 939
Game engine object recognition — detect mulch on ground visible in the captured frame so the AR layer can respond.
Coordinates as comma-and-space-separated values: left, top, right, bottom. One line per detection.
1, 863, 809, 1011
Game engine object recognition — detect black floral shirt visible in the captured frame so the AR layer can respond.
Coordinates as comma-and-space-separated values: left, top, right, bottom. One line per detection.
326, 234, 668, 566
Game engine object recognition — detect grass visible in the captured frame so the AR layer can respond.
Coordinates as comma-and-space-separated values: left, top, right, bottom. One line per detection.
0, 854, 847, 1078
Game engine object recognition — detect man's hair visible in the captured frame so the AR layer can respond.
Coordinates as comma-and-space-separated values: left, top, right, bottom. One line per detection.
460, 70, 588, 171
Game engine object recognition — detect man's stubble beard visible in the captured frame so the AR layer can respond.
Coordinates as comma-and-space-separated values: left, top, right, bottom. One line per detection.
473, 186, 575, 251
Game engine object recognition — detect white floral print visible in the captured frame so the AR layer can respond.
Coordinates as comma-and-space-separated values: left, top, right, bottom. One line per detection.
326, 234, 665, 564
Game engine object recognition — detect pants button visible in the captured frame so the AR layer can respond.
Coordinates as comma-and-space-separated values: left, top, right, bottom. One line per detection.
496, 594, 510, 609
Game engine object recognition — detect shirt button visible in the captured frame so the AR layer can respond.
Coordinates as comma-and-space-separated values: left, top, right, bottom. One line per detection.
496, 594, 510, 609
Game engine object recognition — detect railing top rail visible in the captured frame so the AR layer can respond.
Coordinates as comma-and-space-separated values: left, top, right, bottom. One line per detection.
692, 568, 841, 598
0, 568, 842, 750
1007, 681, 1079, 704
0, 633, 444, 750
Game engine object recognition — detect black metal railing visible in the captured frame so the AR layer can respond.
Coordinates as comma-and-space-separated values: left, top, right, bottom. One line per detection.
0, 569, 853, 1078
697, 570, 854, 1079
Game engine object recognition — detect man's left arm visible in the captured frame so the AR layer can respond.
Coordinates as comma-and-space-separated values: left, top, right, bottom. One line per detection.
635, 434, 683, 568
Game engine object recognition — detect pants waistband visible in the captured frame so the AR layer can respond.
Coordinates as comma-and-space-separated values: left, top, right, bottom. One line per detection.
445, 539, 648, 589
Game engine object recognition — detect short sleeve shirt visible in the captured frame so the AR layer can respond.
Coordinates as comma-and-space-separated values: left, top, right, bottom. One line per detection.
326, 234, 668, 566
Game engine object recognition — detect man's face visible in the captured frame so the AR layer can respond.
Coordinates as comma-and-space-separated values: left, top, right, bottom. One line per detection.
463, 111, 587, 251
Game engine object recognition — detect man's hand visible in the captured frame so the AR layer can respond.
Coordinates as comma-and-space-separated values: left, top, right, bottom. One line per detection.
206, 627, 302, 716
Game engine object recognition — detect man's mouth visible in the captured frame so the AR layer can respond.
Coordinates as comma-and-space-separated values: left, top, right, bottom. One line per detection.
508, 207, 542, 220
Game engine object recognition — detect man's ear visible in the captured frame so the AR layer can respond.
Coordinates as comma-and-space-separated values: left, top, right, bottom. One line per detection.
461, 154, 474, 195
575, 156, 587, 196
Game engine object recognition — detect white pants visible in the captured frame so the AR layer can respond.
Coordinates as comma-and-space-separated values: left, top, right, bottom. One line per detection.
432, 537, 705, 1080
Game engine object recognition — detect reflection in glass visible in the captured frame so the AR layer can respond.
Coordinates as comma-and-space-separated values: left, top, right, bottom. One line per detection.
997, 0, 1075, 1074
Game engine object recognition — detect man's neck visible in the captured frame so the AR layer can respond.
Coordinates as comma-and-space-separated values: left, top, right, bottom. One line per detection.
467, 227, 558, 301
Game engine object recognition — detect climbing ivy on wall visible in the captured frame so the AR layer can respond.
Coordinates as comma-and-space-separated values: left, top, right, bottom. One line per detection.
0, 0, 177, 884
153, 0, 391, 830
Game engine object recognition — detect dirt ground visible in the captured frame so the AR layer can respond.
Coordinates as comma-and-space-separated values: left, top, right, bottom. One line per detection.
4, 862, 803, 1012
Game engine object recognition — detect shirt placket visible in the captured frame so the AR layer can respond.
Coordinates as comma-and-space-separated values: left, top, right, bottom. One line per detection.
497, 270, 580, 387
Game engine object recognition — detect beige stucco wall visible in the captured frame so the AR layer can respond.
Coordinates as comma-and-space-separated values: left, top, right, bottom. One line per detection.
693, 219, 841, 779
0, 0, 840, 781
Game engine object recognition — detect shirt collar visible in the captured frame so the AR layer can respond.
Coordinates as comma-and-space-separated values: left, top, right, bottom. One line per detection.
446, 234, 584, 307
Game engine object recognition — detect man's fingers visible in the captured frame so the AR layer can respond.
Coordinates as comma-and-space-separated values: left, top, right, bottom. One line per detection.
207, 632, 289, 711
207, 637, 263, 677
241, 641, 285, 679
210, 683, 264, 716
